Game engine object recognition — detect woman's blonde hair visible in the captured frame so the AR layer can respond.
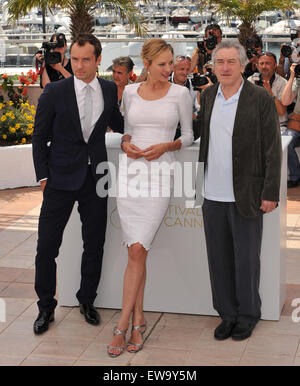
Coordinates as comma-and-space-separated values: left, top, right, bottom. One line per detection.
141, 38, 173, 65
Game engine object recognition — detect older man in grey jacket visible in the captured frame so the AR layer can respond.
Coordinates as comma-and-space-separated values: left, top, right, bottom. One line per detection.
194, 40, 281, 341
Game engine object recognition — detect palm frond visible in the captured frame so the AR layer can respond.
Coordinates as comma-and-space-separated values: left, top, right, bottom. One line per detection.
7, 0, 148, 37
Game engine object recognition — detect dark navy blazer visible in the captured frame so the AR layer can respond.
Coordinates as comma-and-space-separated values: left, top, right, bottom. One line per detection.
32, 76, 124, 191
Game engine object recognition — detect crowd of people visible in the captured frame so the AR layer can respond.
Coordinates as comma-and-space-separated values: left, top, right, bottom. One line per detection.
35, 27, 300, 189
31, 26, 285, 357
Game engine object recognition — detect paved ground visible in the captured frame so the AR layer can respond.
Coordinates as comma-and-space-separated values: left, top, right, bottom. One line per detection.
0, 186, 299, 366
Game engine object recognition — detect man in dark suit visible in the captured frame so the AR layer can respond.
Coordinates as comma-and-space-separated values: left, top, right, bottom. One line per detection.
194, 40, 281, 341
32, 33, 124, 334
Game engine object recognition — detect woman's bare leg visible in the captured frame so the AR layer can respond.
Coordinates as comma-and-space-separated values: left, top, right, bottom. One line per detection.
107, 243, 147, 356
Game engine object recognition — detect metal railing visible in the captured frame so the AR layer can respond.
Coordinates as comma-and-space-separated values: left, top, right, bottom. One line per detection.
0, 31, 293, 70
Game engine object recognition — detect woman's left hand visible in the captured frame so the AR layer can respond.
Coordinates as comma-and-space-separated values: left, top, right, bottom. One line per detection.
141, 143, 169, 161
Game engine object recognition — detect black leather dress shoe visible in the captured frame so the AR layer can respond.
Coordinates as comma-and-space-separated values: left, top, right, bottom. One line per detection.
79, 304, 100, 325
231, 322, 255, 341
33, 311, 54, 335
214, 320, 236, 340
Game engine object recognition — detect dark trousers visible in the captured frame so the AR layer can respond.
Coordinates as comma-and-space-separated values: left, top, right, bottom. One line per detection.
202, 199, 263, 324
35, 167, 107, 312
282, 129, 300, 181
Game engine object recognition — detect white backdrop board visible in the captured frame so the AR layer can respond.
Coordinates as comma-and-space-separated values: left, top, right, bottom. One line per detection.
57, 133, 288, 320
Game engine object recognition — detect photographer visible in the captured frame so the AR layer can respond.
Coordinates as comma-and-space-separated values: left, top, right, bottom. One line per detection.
190, 24, 222, 74
282, 62, 300, 187
277, 27, 300, 78
170, 55, 200, 115
248, 52, 287, 129
36, 33, 73, 88
170, 55, 200, 141
243, 34, 263, 79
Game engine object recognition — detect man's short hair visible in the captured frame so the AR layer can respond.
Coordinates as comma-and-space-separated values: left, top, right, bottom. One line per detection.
212, 39, 249, 66
112, 56, 134, 73
205, 23, 222, 36
70, 33, 102, 58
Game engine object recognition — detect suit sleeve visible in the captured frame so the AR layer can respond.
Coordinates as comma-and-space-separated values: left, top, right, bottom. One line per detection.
261, 91, 282, 202
32, 83, 55, 182
193, 91, 206, 145
108, 82, 124, 134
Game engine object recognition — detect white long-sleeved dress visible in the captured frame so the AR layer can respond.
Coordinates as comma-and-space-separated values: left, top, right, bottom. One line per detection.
117, 82, 194, 250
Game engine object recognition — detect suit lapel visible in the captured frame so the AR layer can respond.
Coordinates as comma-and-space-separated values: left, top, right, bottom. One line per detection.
204, 84, 218, 131
200, 84, 218, 162
88, 77, 109, 143
66, 76, 85, 140
232, 80, 252, 136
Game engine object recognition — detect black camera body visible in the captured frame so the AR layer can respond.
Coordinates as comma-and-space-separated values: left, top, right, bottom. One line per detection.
246, 47, 258, 60
281, 44, 293, 58
281, 42, 300, 78
41, 35, 65, 65
291, 30, 299, 41
190, 69, 216, 90
197, 32, 218, 54
245, 37, 261, 59
190, 73, 209, 88
295, 64, 300, 78
41, 42, 61, 65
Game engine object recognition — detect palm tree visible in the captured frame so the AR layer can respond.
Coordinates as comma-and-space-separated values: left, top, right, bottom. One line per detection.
6, 0, 57, 35
7, 0, 147, 38
200, 0, 299, 45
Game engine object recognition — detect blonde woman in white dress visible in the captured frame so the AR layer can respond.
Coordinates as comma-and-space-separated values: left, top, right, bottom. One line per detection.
107, 38, 194, 357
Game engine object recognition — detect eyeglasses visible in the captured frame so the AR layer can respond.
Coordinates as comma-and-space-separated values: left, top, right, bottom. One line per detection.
175, 55, 191, 62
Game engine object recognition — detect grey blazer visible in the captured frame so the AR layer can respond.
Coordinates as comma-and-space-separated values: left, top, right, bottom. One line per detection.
195, 79, 282, 218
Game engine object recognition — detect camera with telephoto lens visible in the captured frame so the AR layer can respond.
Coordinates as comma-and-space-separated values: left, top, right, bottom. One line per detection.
245, 37, 260, 59
41, 34, 65, 65
281, 38, 300, 78
281, 44, 293, 58
291, 29, 299, 42
246, 47, 258, 60
189, 70, 215, 90
197, 31, 218, 54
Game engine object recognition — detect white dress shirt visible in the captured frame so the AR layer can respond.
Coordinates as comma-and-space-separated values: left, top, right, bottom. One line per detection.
204, 80, 244, 202
74, 75, 104, 137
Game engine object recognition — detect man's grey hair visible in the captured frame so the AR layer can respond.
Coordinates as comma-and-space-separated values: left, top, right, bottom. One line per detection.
112, 56, 134, 73
212, 40, 249, 66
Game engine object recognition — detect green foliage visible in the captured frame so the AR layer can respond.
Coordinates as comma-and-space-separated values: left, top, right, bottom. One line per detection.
7, 0, 148, 37
201, 0, 299, 25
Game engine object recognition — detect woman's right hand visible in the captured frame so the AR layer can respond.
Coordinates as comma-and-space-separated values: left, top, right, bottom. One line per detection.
122, 142, 143, 159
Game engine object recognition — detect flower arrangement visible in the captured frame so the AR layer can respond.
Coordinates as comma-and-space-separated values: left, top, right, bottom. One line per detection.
0, 70, 38, 146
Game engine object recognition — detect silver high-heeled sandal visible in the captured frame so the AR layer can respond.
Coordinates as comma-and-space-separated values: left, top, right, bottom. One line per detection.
107, 326, 127, 358
127, 322, 147, 353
